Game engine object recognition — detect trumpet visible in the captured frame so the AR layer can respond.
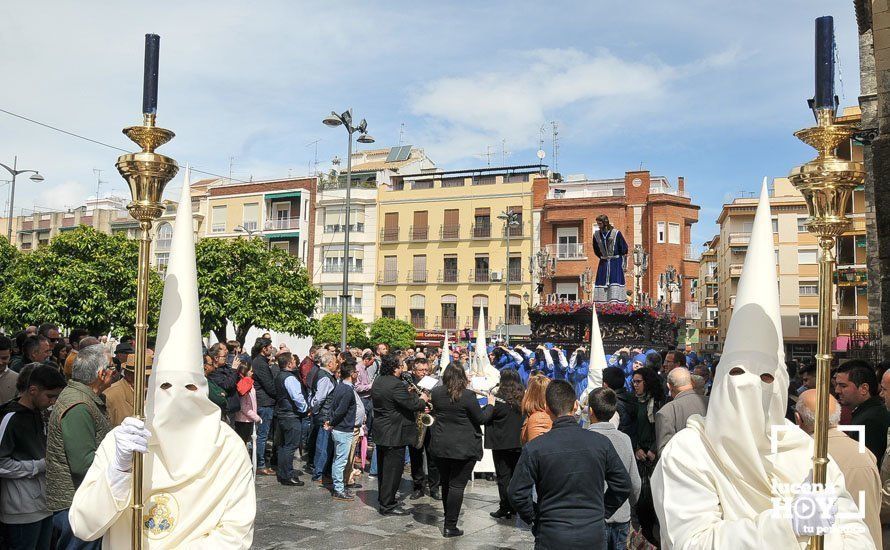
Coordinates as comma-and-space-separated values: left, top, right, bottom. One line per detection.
468, 387, 507, 404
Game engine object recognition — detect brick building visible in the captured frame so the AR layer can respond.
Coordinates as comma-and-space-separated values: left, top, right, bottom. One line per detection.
533, 170, 700, 321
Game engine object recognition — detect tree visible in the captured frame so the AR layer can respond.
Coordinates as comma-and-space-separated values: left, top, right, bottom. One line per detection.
195, 237, 319, 344
0, 235, 18, 291
314, 313, 369, 349
0, 226, 163, 335
369, 317, 416, 351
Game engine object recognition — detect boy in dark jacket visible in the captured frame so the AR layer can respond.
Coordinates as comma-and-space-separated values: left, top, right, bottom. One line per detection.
0, 365, 66, 549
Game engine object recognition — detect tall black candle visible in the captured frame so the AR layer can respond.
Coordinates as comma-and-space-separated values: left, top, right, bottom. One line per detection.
143, 34, 160, 115
814, 16, 834, 110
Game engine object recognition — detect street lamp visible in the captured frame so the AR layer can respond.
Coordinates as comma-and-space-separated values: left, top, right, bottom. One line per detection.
579, 266, 593, 301
529, 247, 556, 301
323, 109, 375, 351
659, 264, 683, 313
632, 244, 649, 305
0, 156, 44, 242
497, 209, 521, 346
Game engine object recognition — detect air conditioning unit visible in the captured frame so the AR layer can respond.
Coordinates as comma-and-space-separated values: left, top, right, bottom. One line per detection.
490, 271, 503, 282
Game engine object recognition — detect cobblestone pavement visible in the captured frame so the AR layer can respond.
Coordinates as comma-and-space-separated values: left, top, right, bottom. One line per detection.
252, 465, 535, 549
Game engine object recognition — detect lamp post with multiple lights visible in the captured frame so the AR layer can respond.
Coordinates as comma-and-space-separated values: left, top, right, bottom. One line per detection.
323, 109, 374, 351
1, 157, 44, 242
497, 209, 521, 345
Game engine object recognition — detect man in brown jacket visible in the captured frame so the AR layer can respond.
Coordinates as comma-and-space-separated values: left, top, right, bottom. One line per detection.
796, 389, 882, 548
102, 350, 152, 427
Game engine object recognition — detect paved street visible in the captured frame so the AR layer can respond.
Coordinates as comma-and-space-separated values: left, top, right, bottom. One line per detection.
253, 466, 535, 549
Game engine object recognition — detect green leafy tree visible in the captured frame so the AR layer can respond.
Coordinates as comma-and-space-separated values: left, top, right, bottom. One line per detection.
314, 313, 369, 349
0, 226, 163, 335
369, 317, 416, 351
195, 237, 319, 344
0, 235, 18, 291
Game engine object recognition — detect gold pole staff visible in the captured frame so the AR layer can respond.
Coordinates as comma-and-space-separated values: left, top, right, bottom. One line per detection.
115, 34, 179, 549
788, 16, 865, 550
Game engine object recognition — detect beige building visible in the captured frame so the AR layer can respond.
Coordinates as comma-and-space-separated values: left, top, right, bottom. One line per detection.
313, 145, 435, 323
376, 165, 541, 342
694, 242, 719, 354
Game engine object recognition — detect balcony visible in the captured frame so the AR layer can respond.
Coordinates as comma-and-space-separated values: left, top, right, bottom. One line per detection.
649, 185, 690, 198
407, 270, 428, 284
837, 317, 869, 334
702, 319, 718, 329
504, 222, 524, 238
410, 314, 427, 329
437, 316, 459, 330
240, 221, 259, 232
321, 304, 363, 315
439, 269, 460, 283
685, 302, 700, 319
380, 228, 399, 243
323, 223, 364, 234
156, 239, 172, 251
378, 270, 399, 285
211, 223, 226, 234
683, 244, 698, 261
545, 243, 585, 260
440, 224, 460, 240
471, 269, 491, 283
472, 222, 491, 239
548, 187, 623, 199
265, 218, 302, 231
411, 180, 434, 190
410, 225, 429, 241
20, 242, 32, 250
472, 175, 496, 186
729, 232, 750, 246
729, 264, 743, 278
322, 264, 362, 273
506, 267, 523, 282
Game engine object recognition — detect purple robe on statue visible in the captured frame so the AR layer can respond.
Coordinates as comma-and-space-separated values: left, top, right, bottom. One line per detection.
592, 228, 628, 303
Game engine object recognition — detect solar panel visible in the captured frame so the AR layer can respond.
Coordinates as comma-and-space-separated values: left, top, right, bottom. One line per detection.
385, 147, 401, 163
396, 145, 412, 162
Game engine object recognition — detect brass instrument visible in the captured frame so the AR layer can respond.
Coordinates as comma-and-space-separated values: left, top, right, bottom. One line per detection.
402, 373, 435, 449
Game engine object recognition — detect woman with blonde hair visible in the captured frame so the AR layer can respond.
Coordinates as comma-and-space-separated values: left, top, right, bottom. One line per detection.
520, 374, 552, 444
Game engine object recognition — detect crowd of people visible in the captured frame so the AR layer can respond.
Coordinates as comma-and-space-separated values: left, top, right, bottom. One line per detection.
1, 317, 890, 548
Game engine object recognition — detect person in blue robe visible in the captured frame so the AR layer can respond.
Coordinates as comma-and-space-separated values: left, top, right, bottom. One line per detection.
592, 214, 628, 303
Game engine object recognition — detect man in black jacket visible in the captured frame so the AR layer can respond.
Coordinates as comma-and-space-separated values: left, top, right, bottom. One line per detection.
835, 360, 890, 466
274, 352, 308, 487
370, 353, 428, 515
508, 380, 631, 549
407, 358, 440, 500
251, 337, 278, 475
603, 367, 637, 448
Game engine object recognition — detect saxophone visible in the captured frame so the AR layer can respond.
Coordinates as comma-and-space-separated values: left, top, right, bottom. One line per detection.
402, 373, 435, 449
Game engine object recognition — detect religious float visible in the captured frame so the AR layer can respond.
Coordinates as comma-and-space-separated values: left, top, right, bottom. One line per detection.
527, 301, 680, 353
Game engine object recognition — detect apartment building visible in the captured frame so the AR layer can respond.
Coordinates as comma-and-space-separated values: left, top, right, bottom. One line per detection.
695, 241, 720, 354
313, 145, 435, 324
535, 171, 700, 322
201, 177, 315, 266
376, 165, 540, 337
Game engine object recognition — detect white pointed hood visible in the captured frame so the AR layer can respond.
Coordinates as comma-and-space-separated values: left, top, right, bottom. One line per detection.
587, 304, 607, 389
145, 166, 222, 487
441, 331, 451, 371
699, 178, 810, 507
471, 306, 499, 387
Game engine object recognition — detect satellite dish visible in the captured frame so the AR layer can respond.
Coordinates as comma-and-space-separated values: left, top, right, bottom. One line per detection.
536, 149, 546, 160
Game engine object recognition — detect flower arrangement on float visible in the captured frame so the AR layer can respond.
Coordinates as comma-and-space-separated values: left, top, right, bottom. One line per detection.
530, 300, 678, 324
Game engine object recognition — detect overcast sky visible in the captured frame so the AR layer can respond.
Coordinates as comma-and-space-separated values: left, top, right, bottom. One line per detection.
0, 1, 861, 246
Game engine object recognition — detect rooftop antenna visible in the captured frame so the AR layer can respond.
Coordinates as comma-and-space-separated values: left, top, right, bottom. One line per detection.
501, 139, 511, 166
478, 145, 495, 167
228, 156, 237, 184
398, 123, 406, 146
551, 121, 559, 173
305, 139, 321, 176
92, 168, 107, 208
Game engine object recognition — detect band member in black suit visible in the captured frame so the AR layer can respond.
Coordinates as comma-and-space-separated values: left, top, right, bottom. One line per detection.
370, 353, 429, 515
407, 357, 440, 500
483, 368, 525, 519
429, 366, 495, 538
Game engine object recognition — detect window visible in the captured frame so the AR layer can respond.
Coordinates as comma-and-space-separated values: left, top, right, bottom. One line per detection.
412, 255, 427, 283
381, 295, 396, 318
506, 206, 523, 237
799, 283, 818, 296
155, 252, 170, 271
508, 256, 522, 282
556, 282, 578, 301
771, 218, 778, 234
474, 256, 490, 282
798, 249, 818, 264
837, 235, 856, 265
271, 241, 290, 253
472, 295, 489, 327
156, 222, 173, 250
211, 206, 227, 233
410, 294, 426, 328
382, 256, 398, 284
668, 223, 680, 244
442, 256, 458, 283
556, 226, 580, 258
507, 295, 521, 324
657, 222, 666, 243
473, 208, 491, 238
242, 203, 259, 231
797, 216, 808, 232
441, 296, 457, 330
799, 313, 818, 327
442, 209, 460, 239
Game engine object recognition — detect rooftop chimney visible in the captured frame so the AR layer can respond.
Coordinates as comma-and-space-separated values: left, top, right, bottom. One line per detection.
678, 176, 685, 193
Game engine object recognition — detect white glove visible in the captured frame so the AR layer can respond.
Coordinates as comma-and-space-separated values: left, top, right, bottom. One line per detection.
790, 482, 838, 537
111, 417, 151, 473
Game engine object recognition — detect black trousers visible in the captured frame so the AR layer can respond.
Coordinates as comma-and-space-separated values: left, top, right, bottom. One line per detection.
408, 434, 440, 491
434, 456, 476, 529
492, 448, 521, 512
304, 417, 319, 467
377, 444, 407, 511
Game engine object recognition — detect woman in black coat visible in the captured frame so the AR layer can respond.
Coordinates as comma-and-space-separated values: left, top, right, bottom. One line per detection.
429, 365, 495, 538
483, 368, 525, 520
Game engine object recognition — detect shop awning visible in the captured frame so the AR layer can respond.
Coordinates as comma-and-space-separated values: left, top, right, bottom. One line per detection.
265, 191, 302, 200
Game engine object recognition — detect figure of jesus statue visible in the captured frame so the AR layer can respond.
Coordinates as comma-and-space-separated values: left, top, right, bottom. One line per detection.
592, 214, 628, 303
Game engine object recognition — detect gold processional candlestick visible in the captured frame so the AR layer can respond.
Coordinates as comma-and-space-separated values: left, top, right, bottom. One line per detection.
115, 34, 179, 550
789, 19, 864, 550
